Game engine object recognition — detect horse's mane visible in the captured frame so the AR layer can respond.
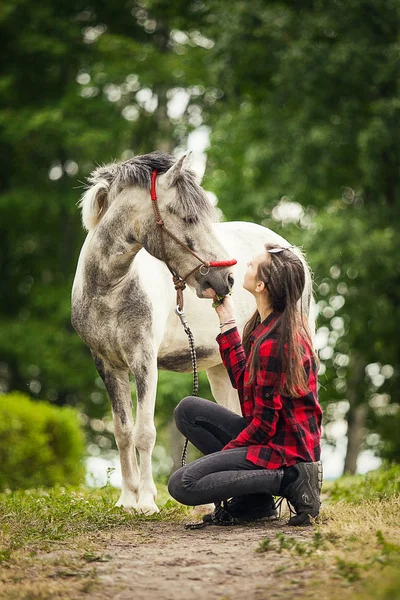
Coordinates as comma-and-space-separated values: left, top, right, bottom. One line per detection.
87, 151, 216, 225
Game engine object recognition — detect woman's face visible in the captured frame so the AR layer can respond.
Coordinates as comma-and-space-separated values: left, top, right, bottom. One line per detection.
242, 250, 269, 294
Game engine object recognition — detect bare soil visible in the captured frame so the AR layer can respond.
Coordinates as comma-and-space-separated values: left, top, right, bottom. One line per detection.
3, 486, 398, 599
88, 516, 316, 600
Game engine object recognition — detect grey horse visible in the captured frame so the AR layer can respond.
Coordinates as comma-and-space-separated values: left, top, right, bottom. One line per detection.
72, 151, 315, 513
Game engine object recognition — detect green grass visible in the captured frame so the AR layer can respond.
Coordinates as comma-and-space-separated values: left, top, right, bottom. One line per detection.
0, 482, 192, 599
253, 464, 400, 600
328, 463, 400, 503
0, 483, 188, 561
1, 465, 399, 600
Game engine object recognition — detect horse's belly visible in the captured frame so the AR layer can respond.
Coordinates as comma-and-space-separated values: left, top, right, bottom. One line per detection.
157, 345, 220, 373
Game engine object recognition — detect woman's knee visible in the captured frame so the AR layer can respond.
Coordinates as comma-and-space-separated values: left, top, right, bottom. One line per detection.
167, 470, 179, 501
173, 396, 197, 431
168, 468, 195, 506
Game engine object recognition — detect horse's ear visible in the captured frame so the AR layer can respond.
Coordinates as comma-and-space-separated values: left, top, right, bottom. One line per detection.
181, 151, 192, 171
162, 152, 192, 188
78, 180, 109, 230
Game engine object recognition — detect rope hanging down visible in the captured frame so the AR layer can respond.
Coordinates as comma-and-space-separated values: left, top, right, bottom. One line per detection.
149, 168, 237, 467
175, 307, 198, 466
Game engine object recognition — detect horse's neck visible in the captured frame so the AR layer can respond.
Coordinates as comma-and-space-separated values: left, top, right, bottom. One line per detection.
84, 220, 142, 292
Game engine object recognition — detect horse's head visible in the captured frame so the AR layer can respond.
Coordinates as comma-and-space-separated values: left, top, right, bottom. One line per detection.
79, 152, 235, 298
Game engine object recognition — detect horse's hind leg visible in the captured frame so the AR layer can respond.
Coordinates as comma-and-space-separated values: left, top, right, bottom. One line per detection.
206, 362, 241, 414
93, 354, 139, 508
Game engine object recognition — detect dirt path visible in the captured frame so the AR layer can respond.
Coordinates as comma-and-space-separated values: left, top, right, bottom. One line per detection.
90, 517, 316, 600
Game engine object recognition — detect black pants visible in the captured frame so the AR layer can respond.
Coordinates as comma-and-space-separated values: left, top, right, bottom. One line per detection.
168, 396, 284, 506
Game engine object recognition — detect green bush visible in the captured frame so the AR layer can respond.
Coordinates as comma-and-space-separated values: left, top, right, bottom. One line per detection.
329, 463, 400, 503
0, 392, 85, 490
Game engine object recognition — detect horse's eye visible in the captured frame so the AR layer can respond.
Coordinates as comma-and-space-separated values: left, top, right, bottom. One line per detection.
126, 233, 136, 244
183, 215, 199, 225
185, 236, 195, 251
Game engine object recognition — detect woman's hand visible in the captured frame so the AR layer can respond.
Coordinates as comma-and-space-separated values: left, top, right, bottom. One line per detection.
213, 294, 235, 325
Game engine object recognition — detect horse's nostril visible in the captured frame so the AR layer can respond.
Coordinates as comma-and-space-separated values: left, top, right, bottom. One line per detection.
228, 274, 234, 289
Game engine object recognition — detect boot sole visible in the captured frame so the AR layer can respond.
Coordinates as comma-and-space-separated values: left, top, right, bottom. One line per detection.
288, 511, 319, 526
203, 510, 278, 524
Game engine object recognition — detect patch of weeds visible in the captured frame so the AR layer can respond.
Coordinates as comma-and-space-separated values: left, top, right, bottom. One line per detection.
82, 552, 111, 563
104, 467, 116, 488
55, 569, 84, 578
334, 530, 400, 586
313, 531, 324, 550
324, 531, 341, 544
335, 558, 363, 582
376, 529, 400, 557
0, 549, 11, 563
256, 531, 326, 556
255, 538, 272, 553
276, 533, 296, 554
373, 530, 400, 568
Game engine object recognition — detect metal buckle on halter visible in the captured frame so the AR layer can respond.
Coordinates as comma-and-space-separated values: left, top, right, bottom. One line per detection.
199, 265, 209, 276
175, 305, 187, 326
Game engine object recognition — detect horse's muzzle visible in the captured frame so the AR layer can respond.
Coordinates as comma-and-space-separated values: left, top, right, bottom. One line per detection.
198, 271, 234, 299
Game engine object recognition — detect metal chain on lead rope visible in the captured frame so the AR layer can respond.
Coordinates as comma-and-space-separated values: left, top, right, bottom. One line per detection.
149, 169, 237, 468
175, 306, 198, 467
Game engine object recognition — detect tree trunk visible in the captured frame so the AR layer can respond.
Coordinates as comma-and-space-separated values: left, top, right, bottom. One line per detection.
343, 403, 367, 474
153, 23, 174, 154
343, 352, 367, 475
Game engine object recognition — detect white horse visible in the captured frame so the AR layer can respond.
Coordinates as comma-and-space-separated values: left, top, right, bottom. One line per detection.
72, 151, 314, 514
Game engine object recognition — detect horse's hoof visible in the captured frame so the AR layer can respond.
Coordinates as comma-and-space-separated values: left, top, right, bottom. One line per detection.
115, 492, 138, 509
135, 501, 160, 515
118, 505, 139, 513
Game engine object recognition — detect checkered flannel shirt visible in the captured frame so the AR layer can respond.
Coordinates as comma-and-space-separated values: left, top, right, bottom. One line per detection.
216, 311, 322, 469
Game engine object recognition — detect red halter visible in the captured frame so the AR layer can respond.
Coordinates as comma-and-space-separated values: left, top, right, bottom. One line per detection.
150, 169, 237, 270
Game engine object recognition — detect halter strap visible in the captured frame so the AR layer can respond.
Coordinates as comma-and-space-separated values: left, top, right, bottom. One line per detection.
150, 169, 158, 201
149, 169, 236, 309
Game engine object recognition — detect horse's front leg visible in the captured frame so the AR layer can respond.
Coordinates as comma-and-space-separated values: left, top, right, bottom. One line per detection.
93, 354, 139, 508
133, 354, 159, 514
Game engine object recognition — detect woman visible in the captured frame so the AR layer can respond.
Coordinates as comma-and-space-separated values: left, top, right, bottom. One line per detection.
168, 244, 323, 526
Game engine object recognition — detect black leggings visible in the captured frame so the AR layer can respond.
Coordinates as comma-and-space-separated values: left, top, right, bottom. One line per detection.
167, 396, 284, 506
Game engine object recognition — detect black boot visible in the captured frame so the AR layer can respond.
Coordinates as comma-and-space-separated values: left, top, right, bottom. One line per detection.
202, 494, 278, 525
283, 461, 323, 526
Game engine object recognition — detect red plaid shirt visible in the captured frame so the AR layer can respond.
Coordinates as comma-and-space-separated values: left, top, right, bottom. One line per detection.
216, 311, 322, 469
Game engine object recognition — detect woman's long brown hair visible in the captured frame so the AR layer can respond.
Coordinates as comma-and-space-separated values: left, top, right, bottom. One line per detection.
242, 244, 318, 397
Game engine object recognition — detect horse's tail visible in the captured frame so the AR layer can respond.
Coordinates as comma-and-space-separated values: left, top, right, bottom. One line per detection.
78, 179, 110, 231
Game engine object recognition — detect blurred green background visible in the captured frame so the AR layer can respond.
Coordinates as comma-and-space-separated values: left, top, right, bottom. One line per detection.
0, 0, 399, 489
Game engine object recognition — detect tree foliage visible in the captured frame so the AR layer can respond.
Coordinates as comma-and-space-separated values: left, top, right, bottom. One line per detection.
0, 0, 398, 471
0, 392, 85, 490
199, 0, 400, 468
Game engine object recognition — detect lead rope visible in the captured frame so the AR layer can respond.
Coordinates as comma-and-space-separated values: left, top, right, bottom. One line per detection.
175, 306, 198, 467
176, 299, 234, 530
150, 170, 228, 467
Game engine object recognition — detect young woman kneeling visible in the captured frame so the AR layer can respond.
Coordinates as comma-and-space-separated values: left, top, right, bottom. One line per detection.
168, 244, 323, 526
